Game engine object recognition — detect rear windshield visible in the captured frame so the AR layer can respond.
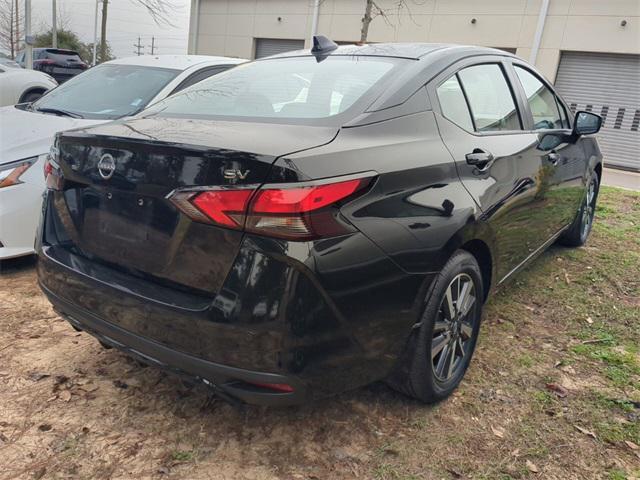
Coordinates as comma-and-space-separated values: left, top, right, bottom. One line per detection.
32, 63, 179, 120
142, 56, 405, 125
44, 49, 82, 61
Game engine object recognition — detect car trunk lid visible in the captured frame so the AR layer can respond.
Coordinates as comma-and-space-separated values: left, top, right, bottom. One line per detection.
51, 117, 337, 295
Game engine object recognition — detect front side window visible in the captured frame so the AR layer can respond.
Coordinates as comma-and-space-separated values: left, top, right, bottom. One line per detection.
437, 75, 473, 131
143, 56, 403, 124
458, 64, 521, 132
514, 66, 563, 130
31, 64, 179, 119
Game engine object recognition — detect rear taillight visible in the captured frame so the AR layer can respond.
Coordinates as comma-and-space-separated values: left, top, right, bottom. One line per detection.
169, 174, 374, 241
44, 146, 62, 190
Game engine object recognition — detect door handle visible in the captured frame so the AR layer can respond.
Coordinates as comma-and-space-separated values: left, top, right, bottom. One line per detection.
466, 148, 494, 169
547, 152, 560, 166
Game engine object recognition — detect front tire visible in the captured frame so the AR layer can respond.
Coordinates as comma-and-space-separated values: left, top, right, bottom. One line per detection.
559, 173, 599, 247
388, 250, 483, 403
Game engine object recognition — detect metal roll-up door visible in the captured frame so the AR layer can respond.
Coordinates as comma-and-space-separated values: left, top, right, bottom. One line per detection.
254, 38, 305, 59
554, 52, 640, 171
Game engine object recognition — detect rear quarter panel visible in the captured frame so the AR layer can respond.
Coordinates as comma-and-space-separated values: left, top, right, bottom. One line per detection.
278, 110, 488, 275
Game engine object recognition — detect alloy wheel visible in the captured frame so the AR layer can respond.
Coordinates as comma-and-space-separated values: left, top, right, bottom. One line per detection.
431, 273, 477, 382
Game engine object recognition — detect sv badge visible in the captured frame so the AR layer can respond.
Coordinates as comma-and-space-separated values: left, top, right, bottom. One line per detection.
223, 169, 250, 181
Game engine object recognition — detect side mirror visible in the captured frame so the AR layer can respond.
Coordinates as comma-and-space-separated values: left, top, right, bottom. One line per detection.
573, 111, 602, 136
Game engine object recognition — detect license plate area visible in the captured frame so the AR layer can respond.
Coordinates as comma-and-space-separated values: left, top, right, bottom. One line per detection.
97, 191, 154, 244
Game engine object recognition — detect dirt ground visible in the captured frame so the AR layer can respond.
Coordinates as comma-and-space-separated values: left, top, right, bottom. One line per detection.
1, 186, 639, 480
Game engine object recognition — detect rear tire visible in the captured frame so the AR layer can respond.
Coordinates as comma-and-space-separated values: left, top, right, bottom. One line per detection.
558, 173, 599, 247
388, 250, 483, 403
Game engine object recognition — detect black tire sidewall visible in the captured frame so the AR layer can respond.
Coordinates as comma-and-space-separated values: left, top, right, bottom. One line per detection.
409, 251, 484, 402
560, 172, 600, 247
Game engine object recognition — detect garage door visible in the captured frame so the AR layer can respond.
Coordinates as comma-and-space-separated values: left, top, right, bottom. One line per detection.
254, 38, 305, 59
554, 52, 640, 171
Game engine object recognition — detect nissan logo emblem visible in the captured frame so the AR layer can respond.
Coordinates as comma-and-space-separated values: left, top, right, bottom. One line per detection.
98, 153, 116, 180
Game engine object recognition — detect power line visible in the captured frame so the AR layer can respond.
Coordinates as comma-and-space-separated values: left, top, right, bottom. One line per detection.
133, 36, 143, 55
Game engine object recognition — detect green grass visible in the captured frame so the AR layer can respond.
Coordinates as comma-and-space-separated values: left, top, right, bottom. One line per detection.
171, 450, 195, 462
608, 470, 627, 480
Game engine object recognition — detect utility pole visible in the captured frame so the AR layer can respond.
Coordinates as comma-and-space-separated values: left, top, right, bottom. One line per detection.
99, 0, 108, 63
25, 0, 32, 69
133, 37, 143, 56
52, 0, 57, 48
15, 0, 20, 56
92, 0, 100, 65
149, 36, 155, 55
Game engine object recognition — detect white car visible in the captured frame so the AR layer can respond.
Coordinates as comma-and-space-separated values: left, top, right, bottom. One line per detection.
0, 54, 246, 259
0, 62, 58, 106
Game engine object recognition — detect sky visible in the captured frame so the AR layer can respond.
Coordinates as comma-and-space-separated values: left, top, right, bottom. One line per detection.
30, 0, 190, 58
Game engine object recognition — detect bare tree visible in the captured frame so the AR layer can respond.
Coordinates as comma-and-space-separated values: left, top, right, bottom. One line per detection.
360, 0, 419, 42
99, 0, 178, 64
0, 0, 23, 58
100, 0, 176, 62
133, 0, 178, 27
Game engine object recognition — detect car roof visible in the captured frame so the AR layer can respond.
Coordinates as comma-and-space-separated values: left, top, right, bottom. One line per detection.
105, 55, 246, 71
266, 43, 514, 61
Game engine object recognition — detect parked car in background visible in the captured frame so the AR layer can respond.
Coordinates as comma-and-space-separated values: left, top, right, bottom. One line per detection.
37, 39, 603, 406
16, 48, 88, 83
0, 54, 246, 260
0, 62, 57, 106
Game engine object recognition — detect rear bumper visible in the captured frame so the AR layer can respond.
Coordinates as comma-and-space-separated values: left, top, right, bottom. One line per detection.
40, 281, 307, 406
38, 189, 436, 405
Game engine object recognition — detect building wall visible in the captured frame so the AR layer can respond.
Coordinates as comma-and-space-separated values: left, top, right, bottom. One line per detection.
189, 0, 640, 82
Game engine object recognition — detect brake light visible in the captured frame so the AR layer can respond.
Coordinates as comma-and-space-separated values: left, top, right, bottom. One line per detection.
192, 189, 253, 228
251, 180, 363, 213
169, 174, 374, 240
36, 59, 56, 65
43, 158, 53, 177
44, 147, 62, 190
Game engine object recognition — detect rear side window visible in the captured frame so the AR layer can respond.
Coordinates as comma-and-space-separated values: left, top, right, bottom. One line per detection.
437, 76, 474, 131
514, 66, 564, 130
458, 64, 521, 132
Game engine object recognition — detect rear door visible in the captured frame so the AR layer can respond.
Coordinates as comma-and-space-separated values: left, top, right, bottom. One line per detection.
429, 56, 548, 281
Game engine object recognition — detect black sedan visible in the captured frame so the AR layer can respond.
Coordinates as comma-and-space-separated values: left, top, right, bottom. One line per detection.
38, 37, 603, 406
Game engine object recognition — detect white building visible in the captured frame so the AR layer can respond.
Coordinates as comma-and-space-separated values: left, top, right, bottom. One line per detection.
188, 0, 640, 171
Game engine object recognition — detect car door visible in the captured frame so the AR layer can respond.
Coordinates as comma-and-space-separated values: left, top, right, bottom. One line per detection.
508, 61, 587, 232
428, 57, 550, 282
